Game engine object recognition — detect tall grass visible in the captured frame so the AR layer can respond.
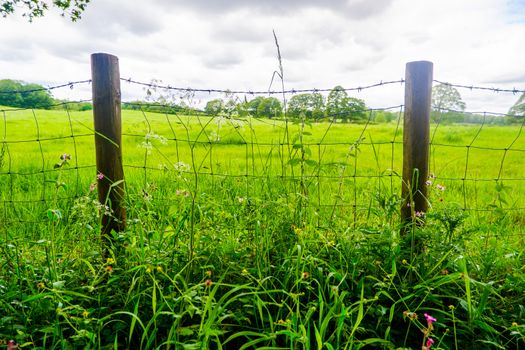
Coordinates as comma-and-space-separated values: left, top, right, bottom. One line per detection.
0, 106, 524, 348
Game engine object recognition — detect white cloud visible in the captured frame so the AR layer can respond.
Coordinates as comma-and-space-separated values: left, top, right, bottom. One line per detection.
0, 0, 523, 112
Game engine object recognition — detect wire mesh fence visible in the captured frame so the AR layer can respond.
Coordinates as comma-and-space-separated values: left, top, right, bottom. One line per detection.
1, 66, 524, 240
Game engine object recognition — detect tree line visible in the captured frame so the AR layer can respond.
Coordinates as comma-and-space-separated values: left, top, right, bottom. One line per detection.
204, 85, 369, 122
1, 79, 523, 125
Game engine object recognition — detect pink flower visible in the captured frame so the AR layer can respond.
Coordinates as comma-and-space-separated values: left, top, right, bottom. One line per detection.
415, 211, 425, 218
176, 189, 190, 197
7, 340, 18, 350
424, 313, 436, 326
436, 184, 446, 191
60, 153, 71, 161
97, 172, 104, 180
89, 183, 96, 192
426, 337, 434, 348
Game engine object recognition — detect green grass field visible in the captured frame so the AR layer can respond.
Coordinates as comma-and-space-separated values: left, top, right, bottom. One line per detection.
1, 106, 524, 349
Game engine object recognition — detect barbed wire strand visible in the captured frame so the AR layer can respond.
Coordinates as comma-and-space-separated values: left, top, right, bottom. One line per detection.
0, 80, 92, 95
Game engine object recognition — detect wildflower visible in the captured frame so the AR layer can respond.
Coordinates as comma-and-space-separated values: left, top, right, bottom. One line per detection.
301, 272, 310, 279
448, 305, 455, 310
146, 266, 152, 273
156, 266, 163, 273
402, 259, 408, 265
82, 310, 89, 318
60, 153, 71, 161
425, 313, 436, 324
173, 161, 190, 173
415, 211, 425, 218
293, 226, 303, 235
424, 313, 436, 331
37, 282, 45, 289
89, 183, 96, 192
440, 269, 449, 275
424, 337, 434, 349
97, 172, 104, 180
7, 340, 18, 350
512, 322, 518, 327
237, 197, 245, 203
436, 184, 446, 191
105, 265, 113, 273
425, 180, 433, 186
176, 189, 190, 197
106, 257, 115, 265
241, 268, 249, 275
403, 311, 417, 320
205, 270, 212, 277
205, 279, 213, 287
277, 319, 291, 325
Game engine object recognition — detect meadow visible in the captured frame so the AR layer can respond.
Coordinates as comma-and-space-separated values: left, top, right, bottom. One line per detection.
0, 106, 524, 349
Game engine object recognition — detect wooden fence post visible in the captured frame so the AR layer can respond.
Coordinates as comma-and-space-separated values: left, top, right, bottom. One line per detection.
401, 61, 433, 228
91, 53, 126, 240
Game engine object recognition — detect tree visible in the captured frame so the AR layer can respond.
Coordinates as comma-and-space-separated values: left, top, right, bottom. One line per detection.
326, 86, 348, 121
204, 99, 224, 116
0, 79, 54, 108
287, 93, 324, 120
506, 93, 525, 124
346, 97, 367, 122
431, 84, 466, 123
509, 93, 525, 116
1, 0, 90, 21
256, 97, 282, 118
432, 84, 466, 112
246, 96, 265, 116
326, 86, 367, 122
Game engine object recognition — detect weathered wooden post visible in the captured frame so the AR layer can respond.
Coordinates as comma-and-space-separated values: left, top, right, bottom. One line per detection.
91, 53, 126, 240
401, 61, 433, 228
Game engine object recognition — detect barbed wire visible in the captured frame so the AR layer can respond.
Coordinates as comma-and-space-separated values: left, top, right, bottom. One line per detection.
433, 80, 525, 94
121, 78, 406, 95
0, 80, 92, 95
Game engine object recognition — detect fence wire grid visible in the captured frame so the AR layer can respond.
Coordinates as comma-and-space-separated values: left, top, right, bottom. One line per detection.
1, 78, 524, 239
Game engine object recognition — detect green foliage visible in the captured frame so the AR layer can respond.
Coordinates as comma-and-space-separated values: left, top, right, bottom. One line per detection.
372, 110, 398, 123
288, 93, 325, 120
326, 86, 367, 122
509, 92, 525, 116
204, 99, 224, 116
508, 93, 525, 124
1, 108, 525, 348
0, 79, 54, 109
256, 97, 282, 118
0, 0, 90, 21
431, 84, 466, 122
123, 101, 195, 115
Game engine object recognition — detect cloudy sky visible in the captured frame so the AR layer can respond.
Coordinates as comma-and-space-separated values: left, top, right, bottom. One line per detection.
0, 0, 524, 113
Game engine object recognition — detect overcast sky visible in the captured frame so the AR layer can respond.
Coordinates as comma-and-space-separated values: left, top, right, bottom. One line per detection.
0, 0, 524, 113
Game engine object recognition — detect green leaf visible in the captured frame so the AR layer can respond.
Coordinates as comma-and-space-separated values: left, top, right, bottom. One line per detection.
288, 158, 301, 166
52, 281, 66, 289
305, 160, 318, 167
178, 327, 194, 336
